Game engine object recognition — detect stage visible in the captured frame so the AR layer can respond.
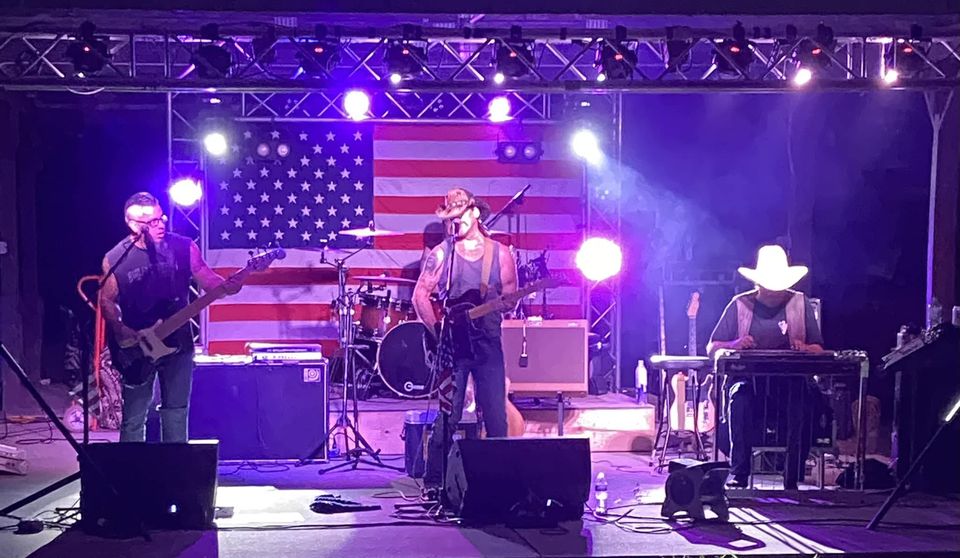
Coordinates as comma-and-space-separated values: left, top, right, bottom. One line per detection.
0, 421, 958, 558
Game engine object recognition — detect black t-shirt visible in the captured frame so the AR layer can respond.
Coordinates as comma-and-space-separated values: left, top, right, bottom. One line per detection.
709, 292, 824, 349
105, 232, 194, 350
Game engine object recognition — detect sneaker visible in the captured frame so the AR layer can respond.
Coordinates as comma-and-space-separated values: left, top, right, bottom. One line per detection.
725, 475, 749, 489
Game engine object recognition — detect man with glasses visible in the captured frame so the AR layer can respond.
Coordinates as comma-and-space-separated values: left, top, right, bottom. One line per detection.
100, 192, 239, 442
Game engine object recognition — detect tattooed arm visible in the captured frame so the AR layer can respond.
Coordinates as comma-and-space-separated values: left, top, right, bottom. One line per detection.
413, 244, 445, 333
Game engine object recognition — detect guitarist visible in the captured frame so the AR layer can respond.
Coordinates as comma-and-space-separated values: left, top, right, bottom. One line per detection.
414, 188, 518, 490
100, 192, 240, 443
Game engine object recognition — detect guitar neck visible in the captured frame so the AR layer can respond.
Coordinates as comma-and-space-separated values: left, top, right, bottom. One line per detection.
466, 281, 549, 320
154, 269, 248, 340
689, 320, 697, 357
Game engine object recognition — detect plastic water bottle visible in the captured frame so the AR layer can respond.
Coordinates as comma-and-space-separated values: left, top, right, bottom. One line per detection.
635, 360, 648, 403
928, 297, 943, 328
594, 472, 609, 515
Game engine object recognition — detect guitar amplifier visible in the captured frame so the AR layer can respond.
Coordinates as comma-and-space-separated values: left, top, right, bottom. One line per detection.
501, 319, 589, 395
189, 361, 328, 462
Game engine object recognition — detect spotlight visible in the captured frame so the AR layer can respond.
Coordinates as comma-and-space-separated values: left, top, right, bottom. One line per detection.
487, 96, 512, 122
598, 26, 637, 80
570, 129, 602, 166
492, 72, 506, 85
385, 41, 425, 80
576, 237, 622, 282
193, 23, 232, 78
297, 39, 341, 78
389, 72, 403, 85
664, 26, 693, 71
495, 27, 534, 80
596, 72, 607, 82
885, 27, 929, 80
169, 178, 203, 208
343, 90, 370, 120
714, 22, 753, 75
66, 21, 109, 75
203, 132, 228, 156
882, 68, 900, 85
496, 141, 542, 163
793, 67, 813, 86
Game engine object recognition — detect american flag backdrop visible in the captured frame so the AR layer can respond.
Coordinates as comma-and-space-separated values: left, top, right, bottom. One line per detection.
203, 121, 586, 356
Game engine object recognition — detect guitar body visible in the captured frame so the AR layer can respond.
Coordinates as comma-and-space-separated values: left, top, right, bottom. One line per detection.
668, 372, 688, 431
697, 373, 717, 433
106, 321, 180, 386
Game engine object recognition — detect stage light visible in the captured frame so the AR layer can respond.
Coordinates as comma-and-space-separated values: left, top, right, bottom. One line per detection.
496, 141, 542, 164
385, 41, 425, 81
882, 69, 900, 85
793, 67, 813, 86
570, 129, 602, 165
203, 132, 228, 156
596, 72, 607, 82
664, 26, 693, 71
169, 178, 203, 208
388, 72, 403, 85
193, 24, 232, 78
297, 39, 341, 78
487, 96, 512, 122
66, 21, 109, 75
885, 27, 930, 80
713, 22, 753, 75
493, 72, 506, 85
495, 27, 534, 80
576, 237, 622, 282
597, 26, 637, 80
343, 90, 370, 120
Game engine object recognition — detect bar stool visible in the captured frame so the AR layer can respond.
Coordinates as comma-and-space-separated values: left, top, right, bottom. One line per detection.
648, 355, 712, 470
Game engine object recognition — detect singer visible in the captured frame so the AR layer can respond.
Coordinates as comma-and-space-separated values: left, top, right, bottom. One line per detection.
99, 192, 240, 442
414, 188, 518, 490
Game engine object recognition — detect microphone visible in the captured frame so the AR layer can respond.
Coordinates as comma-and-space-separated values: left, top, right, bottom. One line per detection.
510, 184, 532, 205
519, 337, 528, 368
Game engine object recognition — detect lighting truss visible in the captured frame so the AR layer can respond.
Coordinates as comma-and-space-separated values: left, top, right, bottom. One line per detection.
0, 27, 958, 93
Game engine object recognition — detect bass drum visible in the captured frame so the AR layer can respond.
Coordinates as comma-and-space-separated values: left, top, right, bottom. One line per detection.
376, 321, 438, 399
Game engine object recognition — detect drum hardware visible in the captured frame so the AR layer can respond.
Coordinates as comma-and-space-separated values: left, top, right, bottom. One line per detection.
303, 247, 402, 474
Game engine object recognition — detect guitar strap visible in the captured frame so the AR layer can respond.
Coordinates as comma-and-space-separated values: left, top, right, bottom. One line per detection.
479, 239, 495, 299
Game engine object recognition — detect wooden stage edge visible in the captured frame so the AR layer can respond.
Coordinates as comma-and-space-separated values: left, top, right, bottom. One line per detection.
329, 392, 657, 455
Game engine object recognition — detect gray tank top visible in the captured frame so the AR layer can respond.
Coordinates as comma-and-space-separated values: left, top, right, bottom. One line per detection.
439, 238, 503, 338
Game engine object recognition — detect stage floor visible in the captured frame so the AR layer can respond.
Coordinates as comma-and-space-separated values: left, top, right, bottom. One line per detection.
1, 422, 958, 558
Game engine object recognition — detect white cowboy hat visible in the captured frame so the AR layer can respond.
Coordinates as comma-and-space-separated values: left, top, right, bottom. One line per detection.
738, 245, 808, 291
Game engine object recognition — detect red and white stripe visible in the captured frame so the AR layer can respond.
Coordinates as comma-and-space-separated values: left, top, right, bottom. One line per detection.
206, 122, 586, 355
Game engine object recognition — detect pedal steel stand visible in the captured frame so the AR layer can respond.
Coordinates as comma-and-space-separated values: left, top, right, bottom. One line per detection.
314, 246, 402, 474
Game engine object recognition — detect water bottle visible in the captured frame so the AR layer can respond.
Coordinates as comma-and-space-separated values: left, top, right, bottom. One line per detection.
635, 360, 648, 403
594, 472, 609, 515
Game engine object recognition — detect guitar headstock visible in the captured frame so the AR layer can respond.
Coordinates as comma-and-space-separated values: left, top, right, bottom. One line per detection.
686, 291, 701, 319
246, 244, 286, 272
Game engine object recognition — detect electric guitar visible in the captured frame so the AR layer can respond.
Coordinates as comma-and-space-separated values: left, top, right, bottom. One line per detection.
669, 292, 698, 431
107, 246, 285, 384
445, 277, 561, 359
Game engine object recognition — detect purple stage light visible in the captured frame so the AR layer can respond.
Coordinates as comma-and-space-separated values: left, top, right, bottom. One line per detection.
169, 178, 203, 208
793, 67, 813, 86
576, 237, 622, 281
343, 90, 370, 120
203, 131, 228, 156
488, 96, 512, 122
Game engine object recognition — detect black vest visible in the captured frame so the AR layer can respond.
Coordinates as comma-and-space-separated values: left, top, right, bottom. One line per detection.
104, 232, 193, 350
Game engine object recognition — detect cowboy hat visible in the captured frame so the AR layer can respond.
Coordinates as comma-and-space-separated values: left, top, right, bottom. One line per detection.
738, 245, 808, 291
435, 188, 490, 221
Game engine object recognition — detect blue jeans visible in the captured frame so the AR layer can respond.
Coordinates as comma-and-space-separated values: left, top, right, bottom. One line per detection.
424, 336, 507, 487
728, 378, 815, 488
120, 351, 194, 443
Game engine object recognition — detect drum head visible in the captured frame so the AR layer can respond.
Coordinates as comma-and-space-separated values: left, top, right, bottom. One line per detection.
377, 321, 438, 399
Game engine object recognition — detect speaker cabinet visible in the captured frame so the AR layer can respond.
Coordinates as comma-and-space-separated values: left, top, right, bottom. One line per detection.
501, 319, 588, 395
80, 441, 219, 535
445, 437, 591, 524
189, 362, 328, 462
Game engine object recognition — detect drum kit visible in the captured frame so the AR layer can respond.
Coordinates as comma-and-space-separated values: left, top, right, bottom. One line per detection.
326, 225, 438, 403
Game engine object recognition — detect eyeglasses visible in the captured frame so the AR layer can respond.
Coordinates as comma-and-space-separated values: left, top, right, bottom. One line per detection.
130, 215, 168, 227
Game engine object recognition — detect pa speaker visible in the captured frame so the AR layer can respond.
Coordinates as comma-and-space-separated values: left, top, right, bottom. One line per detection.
79, 441, 218, 535
660, 458, 730, 521
445, 437, 591, 524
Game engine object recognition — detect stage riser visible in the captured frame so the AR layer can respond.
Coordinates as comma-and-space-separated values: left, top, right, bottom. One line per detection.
334, 405, 655, 454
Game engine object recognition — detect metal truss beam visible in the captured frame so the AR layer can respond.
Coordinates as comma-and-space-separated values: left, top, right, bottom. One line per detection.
1, 28, 957, 94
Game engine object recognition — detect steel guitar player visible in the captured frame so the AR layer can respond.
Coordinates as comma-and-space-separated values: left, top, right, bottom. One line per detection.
707, 245, 825, 489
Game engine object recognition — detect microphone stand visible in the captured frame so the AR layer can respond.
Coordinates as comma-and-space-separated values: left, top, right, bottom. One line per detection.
484, 184, 530, 231
436, 223, 460, 508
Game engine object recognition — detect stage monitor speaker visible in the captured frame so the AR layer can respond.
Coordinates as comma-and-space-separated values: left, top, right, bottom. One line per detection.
189, 361, 328, 462
445, 437, 591, 524
501, 319, 588, 395
79, 440, 218, 535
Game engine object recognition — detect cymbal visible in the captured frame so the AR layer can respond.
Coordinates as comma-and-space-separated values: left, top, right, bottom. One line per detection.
340, 226, 403, 238
354, 275, 417, 286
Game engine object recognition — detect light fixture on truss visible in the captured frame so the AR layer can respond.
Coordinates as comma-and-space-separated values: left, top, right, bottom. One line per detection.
494, 26, 535, 82
193, 23, 232, 78
597, 26, 638, 80
66, 21, 109, 76
713, 21, 754, 76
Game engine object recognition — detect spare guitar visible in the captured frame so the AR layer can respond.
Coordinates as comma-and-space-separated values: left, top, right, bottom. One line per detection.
669, 292, 698, 431
445, 276, 561, 360
106, 246, 285, 384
